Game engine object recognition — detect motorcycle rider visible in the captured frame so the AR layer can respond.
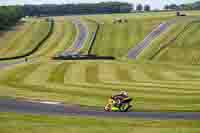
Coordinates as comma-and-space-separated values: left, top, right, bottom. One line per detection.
111, 91, 129, 106
105, 91, 132, 112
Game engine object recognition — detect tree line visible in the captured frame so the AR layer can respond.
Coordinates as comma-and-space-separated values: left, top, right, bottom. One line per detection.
165, 1, 200, 10
134, 4, 151, 11
0, 2, 132, 30
23, 2, 133, 16
0, 6, 24, 30
1, 1, 200, 31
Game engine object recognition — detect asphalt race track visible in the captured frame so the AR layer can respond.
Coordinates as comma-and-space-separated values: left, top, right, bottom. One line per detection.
61, 18, 88, 56
128, 20, 176, 59
0, 60, 25, 69
0, 99, 200, 120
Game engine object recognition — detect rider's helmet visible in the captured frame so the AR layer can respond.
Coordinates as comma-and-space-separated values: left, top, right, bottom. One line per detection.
120, 91, 128, 97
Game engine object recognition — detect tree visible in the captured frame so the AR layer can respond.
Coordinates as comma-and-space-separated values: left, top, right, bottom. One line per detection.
23, 2, 133, 16
168, 4, 179, 10
165, 1, 200, 10
144, 4, 151, 11
180, 4, 193, 10
0, 6, 23, 30
192, 1, 200, 9
132, 4, 135, 11
136, 4, 143, 11
164, 5, 169, 10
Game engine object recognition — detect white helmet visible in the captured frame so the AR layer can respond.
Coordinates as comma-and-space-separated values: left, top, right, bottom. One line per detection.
120, 91, 128, 97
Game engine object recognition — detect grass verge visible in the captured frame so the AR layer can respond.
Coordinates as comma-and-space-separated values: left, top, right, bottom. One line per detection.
0, 112, 200, 133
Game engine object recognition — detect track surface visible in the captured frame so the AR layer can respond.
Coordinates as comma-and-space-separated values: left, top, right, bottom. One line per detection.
0, 99, 200, 120
0, 60, 25, 69
128, 20, 176, 59
61, 18, 88, 56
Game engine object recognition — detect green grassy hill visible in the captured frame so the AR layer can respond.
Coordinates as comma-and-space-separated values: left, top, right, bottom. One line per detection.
138, 16, 200, 65
1, 12, 200, 112
30, 18, 76, 58
0, 17, 77, 60
90, 13, 174, 58
1, 60, 200, 112
1, 11, 200, 133
153, 22, 200, 64
0, 19, 50, 58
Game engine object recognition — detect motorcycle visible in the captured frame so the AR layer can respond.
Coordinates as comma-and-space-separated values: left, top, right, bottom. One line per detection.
104, 97, 133, 112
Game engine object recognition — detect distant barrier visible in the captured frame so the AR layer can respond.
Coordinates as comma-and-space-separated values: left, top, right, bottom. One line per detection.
85, 18, 100, 55
0, 18, 54, 61
53, 55, 115, 60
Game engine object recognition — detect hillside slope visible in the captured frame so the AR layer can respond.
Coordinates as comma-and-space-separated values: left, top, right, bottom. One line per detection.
1, 60, 200, 112
90, 14, 173, 58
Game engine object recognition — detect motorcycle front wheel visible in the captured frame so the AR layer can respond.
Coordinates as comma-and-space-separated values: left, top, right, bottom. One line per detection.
120, 103, 131, 112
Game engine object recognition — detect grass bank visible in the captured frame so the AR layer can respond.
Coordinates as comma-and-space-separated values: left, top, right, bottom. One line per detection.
0, 112, 200, 133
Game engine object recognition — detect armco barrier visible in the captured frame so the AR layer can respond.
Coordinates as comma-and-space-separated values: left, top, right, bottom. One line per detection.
0, 18, 54, 61
85, 18, 100, 55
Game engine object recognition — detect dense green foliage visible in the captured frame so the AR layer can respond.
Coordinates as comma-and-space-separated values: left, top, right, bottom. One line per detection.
0, 6, 23, 30
23, 2, 132, 16
166, 1, 200, 10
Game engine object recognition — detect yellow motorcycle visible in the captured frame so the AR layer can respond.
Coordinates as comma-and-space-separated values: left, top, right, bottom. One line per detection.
104, 97, 132, 112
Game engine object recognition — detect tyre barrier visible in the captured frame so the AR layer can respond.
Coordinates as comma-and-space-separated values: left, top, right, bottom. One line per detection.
0, 18, 54, 61
53, 54, 115, 60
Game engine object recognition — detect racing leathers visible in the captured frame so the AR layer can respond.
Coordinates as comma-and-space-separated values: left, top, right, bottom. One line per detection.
111, 94, 128, 107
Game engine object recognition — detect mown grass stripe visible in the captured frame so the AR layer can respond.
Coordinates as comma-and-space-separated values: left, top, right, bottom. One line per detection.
0, 19, 53, 60
100, 81, 200, 92
52, 20, 77, 56
98, 63, 119, 83
85, 63, 99, 83
15, 20, 50, 56
4, 81, 200, 106
0, 63, 42, 82
117, 65, 132, 82
64, 62, 86, 83
1, 22, 39, 57
0, 22, 32, 50
32, 19, 76, 58
141, 65, 167, 80
24, 62, 61, 84
53, 82, 200, 97
131, 66, 151, 81
48, 62, 72, 83
43, 21, 65, 56
0, 21, 36, 56
32, 20, 64, 57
